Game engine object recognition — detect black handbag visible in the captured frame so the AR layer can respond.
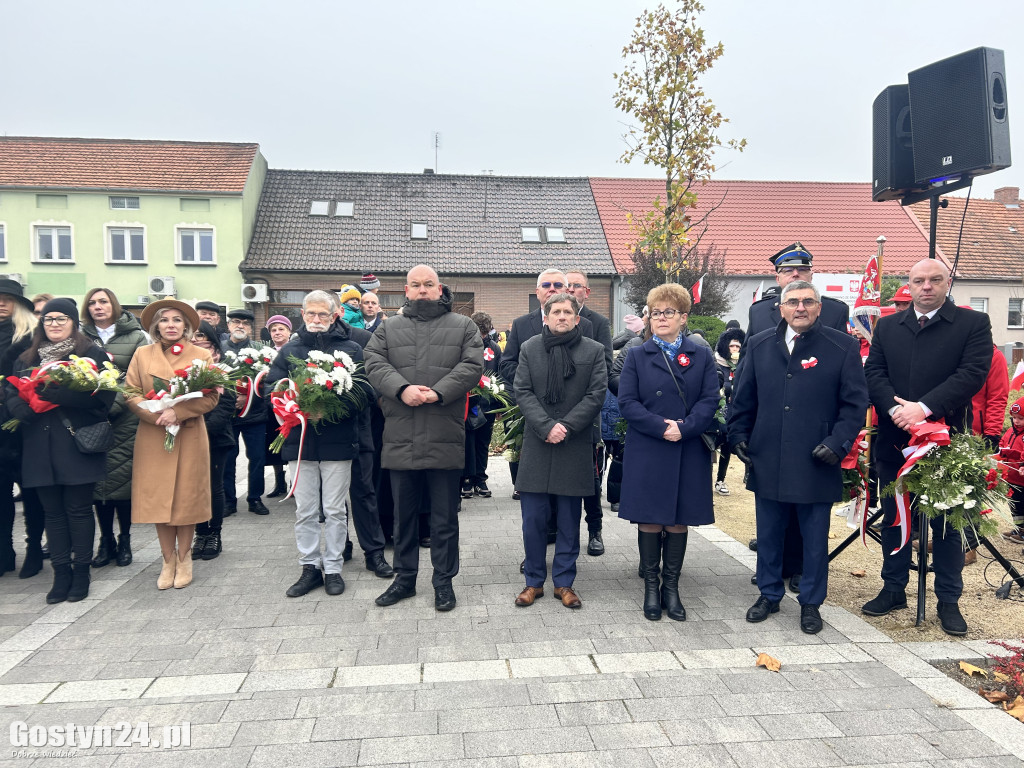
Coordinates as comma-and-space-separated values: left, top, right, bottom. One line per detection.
60, 414, 114, 454
659, 349, 718, 454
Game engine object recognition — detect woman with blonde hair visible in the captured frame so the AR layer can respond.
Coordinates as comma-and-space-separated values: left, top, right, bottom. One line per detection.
125, 299, 219, 589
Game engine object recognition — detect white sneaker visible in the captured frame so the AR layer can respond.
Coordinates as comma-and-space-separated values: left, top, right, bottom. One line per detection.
715, 481, 730, 495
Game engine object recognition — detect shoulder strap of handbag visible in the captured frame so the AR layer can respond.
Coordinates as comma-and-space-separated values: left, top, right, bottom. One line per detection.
58, 413, 77, 436
658, 348, 690, 415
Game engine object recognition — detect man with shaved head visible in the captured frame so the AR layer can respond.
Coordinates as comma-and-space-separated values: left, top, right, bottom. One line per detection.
364, 264, 483, 612
862, 258, 992, 636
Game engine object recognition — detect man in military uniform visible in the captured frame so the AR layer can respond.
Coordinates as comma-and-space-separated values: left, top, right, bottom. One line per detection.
744, 243, 850, 592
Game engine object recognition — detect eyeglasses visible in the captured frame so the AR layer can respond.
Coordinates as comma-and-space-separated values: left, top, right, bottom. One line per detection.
567, 282, 587, 290
303, 311, 333, 321
781, 298, 820, 309
778, 266, 812, 275
649, 309, 681, 319
227, 318, 252, 326
538, 282, 565, 290
41, 315, 71, 326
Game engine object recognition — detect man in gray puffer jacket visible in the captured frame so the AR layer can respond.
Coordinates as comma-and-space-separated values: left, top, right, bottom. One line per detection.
364, 265, 483, 612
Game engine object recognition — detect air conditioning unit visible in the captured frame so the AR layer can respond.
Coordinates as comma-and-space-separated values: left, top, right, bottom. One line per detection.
241, 283, 269, 303
136, 295, 152, 305
148, 276, 176, 296
0, 272, 25, 286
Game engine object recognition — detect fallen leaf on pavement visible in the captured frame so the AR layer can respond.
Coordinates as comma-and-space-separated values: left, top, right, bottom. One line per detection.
959, 661, 988, 678
850, 569, 866, 577
755, 652, 781, 672
828, 533, 837, 539
979, 687, 1009, 703
1005, 696, 1024, 722
993, 672, 1011, 684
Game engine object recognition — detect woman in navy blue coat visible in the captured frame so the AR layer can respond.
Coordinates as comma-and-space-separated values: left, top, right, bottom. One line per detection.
618, 284, 719, 622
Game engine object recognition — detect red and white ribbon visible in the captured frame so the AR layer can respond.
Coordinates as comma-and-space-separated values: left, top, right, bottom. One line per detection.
840, 429, 871, 547
270, 379, 308, 500
892, 420, 950, 554
236, 370, 267, 418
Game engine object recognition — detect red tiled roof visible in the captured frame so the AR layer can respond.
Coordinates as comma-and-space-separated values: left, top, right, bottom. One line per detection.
909, 195, 1024, 280
589, 178, 935, 276
0, 136, 260, 194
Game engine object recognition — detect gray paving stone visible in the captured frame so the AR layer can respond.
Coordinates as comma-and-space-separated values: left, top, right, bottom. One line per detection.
415, 682, 531, 711
297, 690, 417, 718
825, 708, 943, 736
826, 733, 946, 764
219, 698, 299, 722
99, 745, 256, 767
357, 733, 464, 764
248, 740, 360, 768
239, 667, 334, 692
588, 721, 671, 749
101, 700, 229, 725
647, 743, 740, 767
725, 738, 843, 767
555, 700, 632, 726
313, 711, 438, 740
950, 709, 1024, 761
824, 685, 935, 711
518, 748, 656, 768
527, 678, 644, 704
660, 715, 770, 745
715, 690, 839, 716
626, 695, 727, 722
754, 711, 844, 740
463, 725, 593, 758
924, 728, 1015, 759
412, 759, 517, 768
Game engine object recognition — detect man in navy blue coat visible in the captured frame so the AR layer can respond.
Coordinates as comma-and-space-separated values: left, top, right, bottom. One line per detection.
729, 281, 868, 633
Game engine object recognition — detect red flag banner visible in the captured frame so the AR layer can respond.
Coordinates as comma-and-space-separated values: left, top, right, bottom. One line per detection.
851, 256, 881, 343
691, 274, 705, 304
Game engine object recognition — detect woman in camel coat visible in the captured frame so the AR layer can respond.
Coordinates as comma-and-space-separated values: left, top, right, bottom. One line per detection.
125, 299, 219, 590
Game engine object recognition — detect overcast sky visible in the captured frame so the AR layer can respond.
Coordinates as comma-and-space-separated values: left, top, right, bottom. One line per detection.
3, 0, 1021, 198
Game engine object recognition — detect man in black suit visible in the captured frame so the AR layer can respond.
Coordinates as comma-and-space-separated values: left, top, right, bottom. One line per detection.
862, 258, 992, 636
565, 271, 614, 554
744, 243, 850, 591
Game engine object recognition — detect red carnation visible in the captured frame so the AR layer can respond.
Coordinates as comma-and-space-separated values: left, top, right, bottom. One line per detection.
325, 380, 334, 390
174, 368, 188, 377
244, 357, 254, 364
334, 361, 344, 368
305, 378, 313, 384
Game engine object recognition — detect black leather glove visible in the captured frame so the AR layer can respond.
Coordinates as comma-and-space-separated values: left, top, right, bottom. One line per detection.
812, 443, 840, 465
37, 385, 96, 408
733, 441, 750, 465
4, 394, 38, 425
984, 434, 1000, 452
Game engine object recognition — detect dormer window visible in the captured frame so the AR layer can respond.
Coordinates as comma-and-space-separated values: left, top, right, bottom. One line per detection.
521, 226, 566, 243
521, 226, 542, 243
411, 222, 428, 240
310, 200, 330, 216
335, 201, 354, 217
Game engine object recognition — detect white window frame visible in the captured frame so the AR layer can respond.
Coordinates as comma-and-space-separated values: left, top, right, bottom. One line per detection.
31, 221, 75, 263
109, 196, 141, 210
335, 201, 355, 217
104, 222, 147, 264
968, 297, 989, 314
310, 200, 330, 216
411, 222, 428, 240
1009, 298, 1024, 329
544, 226, 566, 243
175, 224, 216, 265
0, 223, 6, 263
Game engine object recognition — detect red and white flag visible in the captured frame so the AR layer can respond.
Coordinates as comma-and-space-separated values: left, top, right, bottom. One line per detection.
691, 274, 705, 305
851, 255, 881, 343
1011, 360, 1024, 391
752, 281, 764, 304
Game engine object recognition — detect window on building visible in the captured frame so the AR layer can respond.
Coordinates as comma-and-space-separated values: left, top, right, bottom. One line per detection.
35, 226, 73, 261
109, 227, 145, 262
335, 201, 355, 217
521, 226, 542, 243
36, 194, 68, 209
0, 224, 5, 262
969, 297, 989, 314
180, 198, 210, 212
521, 225, 566, 243
310, 201, 330, 216
110, 196, 140, 210
1009, 298, 1023, 328
178, 228, 214, 263
411, 222, 428, 240
544, 226, 566, 243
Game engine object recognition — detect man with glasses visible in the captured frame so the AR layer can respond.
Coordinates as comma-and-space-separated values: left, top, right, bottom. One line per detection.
223, 309, 271, 516
729, 280, 867, 634
744, 243, 850, 591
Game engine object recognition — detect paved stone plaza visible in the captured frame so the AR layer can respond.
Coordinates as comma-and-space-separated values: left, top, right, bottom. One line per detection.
1, 459, 1023, 767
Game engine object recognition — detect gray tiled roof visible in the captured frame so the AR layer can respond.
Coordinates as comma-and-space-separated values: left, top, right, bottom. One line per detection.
244, 170, 616, 275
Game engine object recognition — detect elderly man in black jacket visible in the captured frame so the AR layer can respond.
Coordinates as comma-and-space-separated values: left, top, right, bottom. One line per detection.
729, 280, 868, 634
364, 265, 483, 612
265, 290, 374, 599
862, 259, 992, 636
513, 293, 607, 610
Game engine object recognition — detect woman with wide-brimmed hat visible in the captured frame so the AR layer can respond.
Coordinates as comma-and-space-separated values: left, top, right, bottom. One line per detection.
124, 299, 219, 590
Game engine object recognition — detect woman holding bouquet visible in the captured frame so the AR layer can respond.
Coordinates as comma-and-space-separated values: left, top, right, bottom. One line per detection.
2, 298, 116, 603
125, 299, 219, 590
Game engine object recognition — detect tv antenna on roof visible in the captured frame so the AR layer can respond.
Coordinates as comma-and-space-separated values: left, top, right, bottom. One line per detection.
433, 131, 441, 173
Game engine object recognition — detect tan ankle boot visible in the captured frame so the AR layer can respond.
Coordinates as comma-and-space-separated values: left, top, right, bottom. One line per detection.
157, 555, 177, 590
173, 550, 193, 589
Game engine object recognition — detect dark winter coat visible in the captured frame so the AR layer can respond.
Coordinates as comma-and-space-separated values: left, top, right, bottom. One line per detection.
264, 321, 372, 463
746, 293, 850, 339
225, 337, 269, 426
82, 310, 148, 501
617, 336, 719, 526
364, 287, 483, 470
715, 326, 745, 405
513, 334, 607, 496
0, 334, 31, 472
728, 320, 868, 503
499, 308, 598, 388
865, 299, 992, 465
3, 343, 116, 488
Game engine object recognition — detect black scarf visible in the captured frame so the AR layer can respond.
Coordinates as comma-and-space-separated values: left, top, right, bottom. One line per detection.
541, 325, 582, 404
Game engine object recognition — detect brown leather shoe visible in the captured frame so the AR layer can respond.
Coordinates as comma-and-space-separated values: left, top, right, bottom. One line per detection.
964, 548, 977, 565
553, 586, 582, 609
514, 586, 544, 606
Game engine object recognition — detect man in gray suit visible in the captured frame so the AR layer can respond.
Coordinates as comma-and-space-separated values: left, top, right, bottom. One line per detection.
512, 293, 607, 609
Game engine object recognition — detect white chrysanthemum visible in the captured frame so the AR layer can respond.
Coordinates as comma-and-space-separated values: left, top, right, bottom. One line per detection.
934, 501, 950, 510
963, 499, 977, 509
962, 485, 974, 495
313, 370, 330, 386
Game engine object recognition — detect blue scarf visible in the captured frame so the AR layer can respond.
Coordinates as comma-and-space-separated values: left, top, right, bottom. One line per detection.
652, 332, 684, 358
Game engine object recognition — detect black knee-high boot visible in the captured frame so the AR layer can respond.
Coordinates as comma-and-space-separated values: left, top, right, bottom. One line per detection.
661, 531, 688, 621
638, 530, 663, 621
92, 503, 116, 567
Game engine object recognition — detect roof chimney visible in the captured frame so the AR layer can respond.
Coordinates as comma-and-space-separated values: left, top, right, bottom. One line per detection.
994, 186, 1020, 207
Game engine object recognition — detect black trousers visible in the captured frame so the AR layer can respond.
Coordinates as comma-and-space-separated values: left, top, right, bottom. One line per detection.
582, 443, 604, 533
349, 451, 386, 558
36, 483, 96, 568
95, 500, 132, 539
224, 422, 267, 505
198, 446, 230, 535
390, 468, 460, 589
462, 416, 496, 485
0, 472, 41, 554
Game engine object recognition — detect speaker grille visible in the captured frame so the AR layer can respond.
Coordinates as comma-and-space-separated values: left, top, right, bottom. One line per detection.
872, 85, 919, 201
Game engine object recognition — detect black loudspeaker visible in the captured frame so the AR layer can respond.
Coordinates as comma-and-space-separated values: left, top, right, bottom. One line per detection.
872, 84, 920, 201
908, 46, 1010, 184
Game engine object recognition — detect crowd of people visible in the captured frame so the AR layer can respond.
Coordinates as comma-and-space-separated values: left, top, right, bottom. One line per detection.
0, 254, 1020, 637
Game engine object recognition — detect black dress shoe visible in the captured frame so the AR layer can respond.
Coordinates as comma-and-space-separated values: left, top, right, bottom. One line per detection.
19, 543, 43, 579
520, 559, 525, 574
435, 585, 456, 612
192, 534, 208, 560
324, 573, 346, 596
748, 538, 758, 552
512, 490, 520, 500
474, 482, 491, 498
286, 565, 323, 597
936, 601, 968, 636
788, 574, 802, 594
750, 574, 758, 585
223, 505, 237, 517
92, 535, 116, 568
201, 531, 222, 561
376, 581, 416, 607
365, 552, 394, 578
861, 589, 907, 617
343, 540, 353, 562
248, 499, 270, 516
115, 534, 133, 566
267, 478, 288, 498
745, 595, 780, 623
587, 532, 605, 556
800, 604, 823, 634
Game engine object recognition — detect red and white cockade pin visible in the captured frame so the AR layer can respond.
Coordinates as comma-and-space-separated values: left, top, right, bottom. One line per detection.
483, 348, 495, 361
171, 343, 184, 356
677, 353, 690, 367
800, 357, 818, 369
